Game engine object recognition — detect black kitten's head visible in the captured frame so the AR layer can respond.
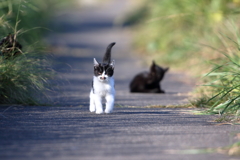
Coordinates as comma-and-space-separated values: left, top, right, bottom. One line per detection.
93, 58, 115, 82
150, 61, 169, 81
0, 34, 22, 58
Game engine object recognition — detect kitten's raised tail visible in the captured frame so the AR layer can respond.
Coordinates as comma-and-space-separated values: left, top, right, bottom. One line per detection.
102, 42, 116, 64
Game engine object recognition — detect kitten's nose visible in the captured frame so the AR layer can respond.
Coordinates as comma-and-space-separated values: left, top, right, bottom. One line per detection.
100, 77, 106, 80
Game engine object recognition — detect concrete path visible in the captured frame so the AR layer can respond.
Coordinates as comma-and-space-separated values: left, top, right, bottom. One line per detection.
48, 0, 194, 107
0, 0, 239, 160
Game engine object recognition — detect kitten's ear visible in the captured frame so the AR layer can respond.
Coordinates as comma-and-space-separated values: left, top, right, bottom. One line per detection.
93, 58, 99, 67
110, 60, 115, 69
164, 67, 169, 72
150, 61, 156, 73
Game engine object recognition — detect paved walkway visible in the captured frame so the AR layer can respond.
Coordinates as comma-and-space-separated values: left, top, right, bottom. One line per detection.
48, 0, 194, 107
0, 1, 239, 160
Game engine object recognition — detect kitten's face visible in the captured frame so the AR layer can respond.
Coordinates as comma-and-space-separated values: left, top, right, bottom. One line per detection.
150, 61, 169, 81
93, 58, 114, 82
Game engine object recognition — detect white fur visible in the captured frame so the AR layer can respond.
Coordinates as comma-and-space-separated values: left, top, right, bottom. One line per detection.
89, 76, 115, 114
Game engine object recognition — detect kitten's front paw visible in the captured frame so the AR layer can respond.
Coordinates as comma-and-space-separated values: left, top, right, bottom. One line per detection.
90, 108, 95, 112
160, 90, 165, 93
89, 106, 96, 112
105, 109, 113, 114
96, 110, 104, 114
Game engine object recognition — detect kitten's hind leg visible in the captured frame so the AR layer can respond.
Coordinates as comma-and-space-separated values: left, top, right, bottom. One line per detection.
105, 94, 115, 114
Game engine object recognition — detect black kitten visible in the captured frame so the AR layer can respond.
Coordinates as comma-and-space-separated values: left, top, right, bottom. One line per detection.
0, 34, 22, 58
129, 61, 169, 93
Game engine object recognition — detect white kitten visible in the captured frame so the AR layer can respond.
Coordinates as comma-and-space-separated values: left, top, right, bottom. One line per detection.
89, 42, 116, 114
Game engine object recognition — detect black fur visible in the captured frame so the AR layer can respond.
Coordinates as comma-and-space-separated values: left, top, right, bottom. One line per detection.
130, 61, 169, 93
93, 42, 115, 78
0, 34, 22, 58
102, 42, 115, 64
94, 63, 114, 77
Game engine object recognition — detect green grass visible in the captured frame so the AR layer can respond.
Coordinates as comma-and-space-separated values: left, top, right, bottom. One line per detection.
0, 51, 54, 105
129, 0, 240, 69
0, 0, 70, 105
187, 22, 240, 121
202, 37, 240, 117
0, 0, 71, 45
128, 0, 240, 118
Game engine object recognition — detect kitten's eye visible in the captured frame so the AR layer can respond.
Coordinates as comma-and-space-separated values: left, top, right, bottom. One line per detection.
98, 72, 102, 75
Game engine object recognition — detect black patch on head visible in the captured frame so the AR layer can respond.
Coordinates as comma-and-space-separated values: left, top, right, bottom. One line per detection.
93, 42, 115, 78
94, 63, 114, 77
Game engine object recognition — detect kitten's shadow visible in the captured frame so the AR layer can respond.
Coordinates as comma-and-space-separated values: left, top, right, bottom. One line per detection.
112, 111, 171, 115
128, 91, 180, 95
164, 91, 181, 95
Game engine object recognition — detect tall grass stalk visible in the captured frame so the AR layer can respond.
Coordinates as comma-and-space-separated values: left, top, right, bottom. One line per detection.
202, 23, 240, 117
130, 0, 240, 70
129, 0, 240, 118
0, 0, 60, 105
0, 53, 54, 105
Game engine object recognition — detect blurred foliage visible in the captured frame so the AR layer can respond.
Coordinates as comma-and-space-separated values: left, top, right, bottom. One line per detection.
0, 0, 71, 105
203, 37, 240, 117
130, 0, 240, 118
0, 0, 72, 45
131, 0, 240, 69
0, 50, 54, 105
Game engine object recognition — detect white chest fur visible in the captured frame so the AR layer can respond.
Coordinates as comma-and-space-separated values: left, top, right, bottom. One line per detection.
92, 76, 115, 96
89, 76, 115, 114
